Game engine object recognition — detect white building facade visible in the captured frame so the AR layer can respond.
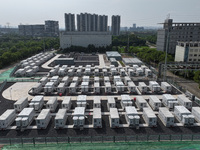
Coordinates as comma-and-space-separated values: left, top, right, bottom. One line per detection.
60, 32, 111, 49
175, 41, 200, 62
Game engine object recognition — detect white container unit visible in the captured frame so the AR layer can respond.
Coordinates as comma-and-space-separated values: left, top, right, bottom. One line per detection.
125, 106, 140, 128
109, 108, 119, 128
72, 76, 79, 85
73, 107, 85, 129
143, 107, 157, 127
161, 82, 172, 93
93, 96, 101, 108
177, 95, 192, 110
36, 109, 51, 129
32, 66, 39, 72
25, 69, 34, 77
104, 76, 110, 83
128, 68, 135, 77
94, 77, 99, 83
162, 94, 178, 110
94, 68, 99, 76
81, 82, 89, 93
111, 68, 118, 76
58, 68, 66, 76
68, 69, 74, 76
138, 82, 147, 93
57, 82, 66, 94
55, 109, 67, 129
107, 96, 116, 111
116, 81, 124, 93
62, 97, 71, 110
103, 68, 108, 76
76, 69, 82, 76
135, 96, 147, 110
29, 96, 44, 111
124, 76, 131, 85
120, 68, 126, 76
69, 82, 76, 94
149, 81, 161, 93
93, 108, 102, 128
32, 83, 42, 95
39, 77, 48, 86
0, 109, 16, 129
145, 69, 152, 77
46, 97, 58, 112
158, 107, 174, 127
49, 69, 57, 77
15, 108, 35, 128
15, 69, 25, 77
192, 107, 200, 123
105, 82, 111, 93
50, 76, 60, 86
44, 82, 55, 94
149, 96, 161, 111
128, 82, 136, 93
136, 68, 143, 76
174, 106, 194, 126
14, 97, 28, 112
83, 76, 90, 82
77, 95, 87, 108
121, 95, 132, 109
94, 82, 100, 94
85, 68, 91, 75
61, 76, 69, 85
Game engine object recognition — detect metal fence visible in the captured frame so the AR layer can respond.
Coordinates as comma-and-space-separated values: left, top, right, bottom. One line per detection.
1, 134, 200, 148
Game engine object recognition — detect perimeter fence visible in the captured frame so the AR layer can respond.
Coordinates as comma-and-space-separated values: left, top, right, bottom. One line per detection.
2, 134, 200, 148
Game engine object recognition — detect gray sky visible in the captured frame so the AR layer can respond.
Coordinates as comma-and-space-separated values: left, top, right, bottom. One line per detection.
0, 0, 200, 28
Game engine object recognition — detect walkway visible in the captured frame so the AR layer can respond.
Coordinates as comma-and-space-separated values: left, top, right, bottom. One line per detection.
41, 54, 61, 69
98, 54, 106, 67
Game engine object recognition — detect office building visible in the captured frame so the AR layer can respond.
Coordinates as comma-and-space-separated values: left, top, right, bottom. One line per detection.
111, 15, 120, 35
156, 19, 200, 54
18, 25, 45, 37
60, 32, 111, 49
98, 15, 108, 32
175, 41, 200, 62
45, 20, 59, 36
65, 13, 75, 31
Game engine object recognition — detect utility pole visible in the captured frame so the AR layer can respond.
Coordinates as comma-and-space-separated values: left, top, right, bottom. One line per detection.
127, 32, 129, 53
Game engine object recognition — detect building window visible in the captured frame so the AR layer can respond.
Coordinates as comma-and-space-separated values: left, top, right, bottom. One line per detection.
189, 54, 193, 57
194, 59, 196, 61
190, 49, 193, 52
189, 59, 192, 61
195, 49, 198, 52
198, 59, 200, 61
194, 54, 197, 57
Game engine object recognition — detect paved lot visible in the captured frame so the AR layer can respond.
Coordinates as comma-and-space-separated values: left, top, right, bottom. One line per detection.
41, 54, 61, 69
98, 54, 105, 67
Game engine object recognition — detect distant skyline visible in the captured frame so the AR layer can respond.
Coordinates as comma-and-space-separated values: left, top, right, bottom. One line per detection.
0, 0, 200, 28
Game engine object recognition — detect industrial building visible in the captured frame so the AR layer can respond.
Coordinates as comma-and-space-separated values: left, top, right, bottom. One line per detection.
106, 51, 122, 61
156, 19, 200, 54
175, 41, 200, 62
60, 32, 111, 49
123, 58, 143, 66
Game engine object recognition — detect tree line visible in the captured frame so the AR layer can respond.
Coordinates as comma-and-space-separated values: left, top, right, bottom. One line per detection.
0, 34, 59, 69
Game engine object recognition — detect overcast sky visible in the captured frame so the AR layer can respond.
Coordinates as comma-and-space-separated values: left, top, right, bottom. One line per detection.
0, 0, 200, 28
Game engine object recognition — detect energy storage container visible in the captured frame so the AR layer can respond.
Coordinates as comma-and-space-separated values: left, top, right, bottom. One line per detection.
128, 81, 136, 93
94, 82, 100, 93
145, 69, 152, 77
141, 65, 148, 72
81, 82, 89, 93
128, 68, 135, 77
111, 68, 118, 76
104, 76, 110, 83
62, 97, 71, 110
15, 108, 35, 128
94, 68, 99, 76
174, 106, 194, 125
103, 68, 108, 76
72, 76, 79, 85
192, 107, 200, 123
138, 82, 147, 93
162, 94, 178, 110
15, 69, 26, 77
135, 96, 147, 110
69, 82, 76, 94
177, 95, 192, 110
85, 68, 91, 75
44, 82, 55, 95
113, 76, 121, 83
125, 106, 140, 128
149, 96, 161, 111
68, 69, 74, 76
149, 81, 161, 93
24, 66, 31, 71
158, 107, 174, 127
121, 95, 132, 109
116, 81, 124, 93
161, 82, 172, 93
58, 68, 66, 76
76, 69, 82, 76
93, 96, 101, 108
32, 83, 42, 95
49, 69, 57, 77
46, 97, 58, 112
0, 109, 16, 129
25, 69, 34, 77
77, 95, 87, 108
143, 107, 157, 127
107, 96, 116, 111
50, 76, 60, 86
57, 82, 66, 94
39, 76, 48, 86
124, 76, 132, 85
136, 68, 143, 76
36, 109, 51, 129
120, 68, 126, 76
55, 109, 67, 129
105, 82, 111, 93
83, 76, 90, 82
94, 77, 99, 83
93, 108, 102, 128
14, 97, 28, 112
109, 108, 119, 128
32, 66, 39, 72
73, 107, 85, 129
29, 96, 44, 111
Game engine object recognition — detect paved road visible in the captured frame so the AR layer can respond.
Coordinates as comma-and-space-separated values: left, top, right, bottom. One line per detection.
98, 54, 106, 67
41, 54, 61, 69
